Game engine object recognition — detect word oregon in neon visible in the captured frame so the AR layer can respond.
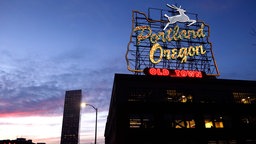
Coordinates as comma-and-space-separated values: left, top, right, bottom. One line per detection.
149, 43, 206, 63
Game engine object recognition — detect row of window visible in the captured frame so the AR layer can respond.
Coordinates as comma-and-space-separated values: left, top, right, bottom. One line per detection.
233, 92, 256, 104
129, 114, 256, 128
207, 139, 256, 144
128, 88, 256, 104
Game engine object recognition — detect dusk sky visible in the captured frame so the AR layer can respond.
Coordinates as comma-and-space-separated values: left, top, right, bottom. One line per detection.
0, 0, 256, 144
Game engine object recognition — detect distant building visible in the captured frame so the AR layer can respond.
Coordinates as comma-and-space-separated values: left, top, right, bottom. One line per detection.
0, 138, 45, 144
60, 90, 82, 144
104, 73, 256, 144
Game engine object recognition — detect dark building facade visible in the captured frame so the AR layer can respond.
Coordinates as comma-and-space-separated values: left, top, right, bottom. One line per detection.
60, 90, 82, 144
104, 73, 256, 144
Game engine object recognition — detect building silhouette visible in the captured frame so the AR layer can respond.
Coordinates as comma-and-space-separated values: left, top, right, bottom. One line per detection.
60, 90, 82, 144
0, 138, 45, 144
104, 73, 256, 144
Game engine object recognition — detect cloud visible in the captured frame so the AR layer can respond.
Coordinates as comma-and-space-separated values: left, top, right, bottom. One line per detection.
0, 48, 125, 117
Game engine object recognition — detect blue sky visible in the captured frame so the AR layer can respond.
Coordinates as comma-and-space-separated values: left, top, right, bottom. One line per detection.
0, 0, 256, 144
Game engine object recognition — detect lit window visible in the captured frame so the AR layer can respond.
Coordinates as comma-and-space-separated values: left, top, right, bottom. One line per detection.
214, 121, 224, 128
204, 116, 224, 128
129, 118, 141, 128
180, 95, 187, 103
233, 92, 256, 104
187, 119, 196, 128
166, 89, 193, 103
205, 120, 213, 128
241, 97, 251, 104
174, 120, 185, 128
129, 114, 154, 128
187, 95, 193, 102
172, 118, 195, 128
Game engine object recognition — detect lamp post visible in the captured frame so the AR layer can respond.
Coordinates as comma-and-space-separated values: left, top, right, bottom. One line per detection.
81, 102, 98, 144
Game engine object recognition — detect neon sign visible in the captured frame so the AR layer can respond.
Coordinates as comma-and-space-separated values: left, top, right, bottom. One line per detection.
143, 68, 203, 78
126, 4, 220, 77
133, 16, 207, 64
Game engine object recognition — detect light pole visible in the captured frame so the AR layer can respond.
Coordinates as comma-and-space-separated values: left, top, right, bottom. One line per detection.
81, 102, 98, 144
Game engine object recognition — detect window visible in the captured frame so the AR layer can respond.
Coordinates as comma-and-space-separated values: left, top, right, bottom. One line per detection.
166, 89, 193, 103
196, 90, 229, 104
204, 115, 224, 128
233, 92, 256, 104
173, 119, 195, 128
240, 116, 256, 128
208, 140, 237, 144
165, 114, 195, 128
128, 88, 153, 102
129, 114, 154, 128
129, 118, 141, 128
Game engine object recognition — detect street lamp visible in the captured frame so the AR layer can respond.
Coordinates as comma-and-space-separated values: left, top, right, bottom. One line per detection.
81, 102, 98, 144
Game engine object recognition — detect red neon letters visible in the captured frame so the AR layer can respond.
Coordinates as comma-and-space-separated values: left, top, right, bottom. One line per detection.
149, 68, 169, 76
174, 69, 202, 78
147, 68, 203, 78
